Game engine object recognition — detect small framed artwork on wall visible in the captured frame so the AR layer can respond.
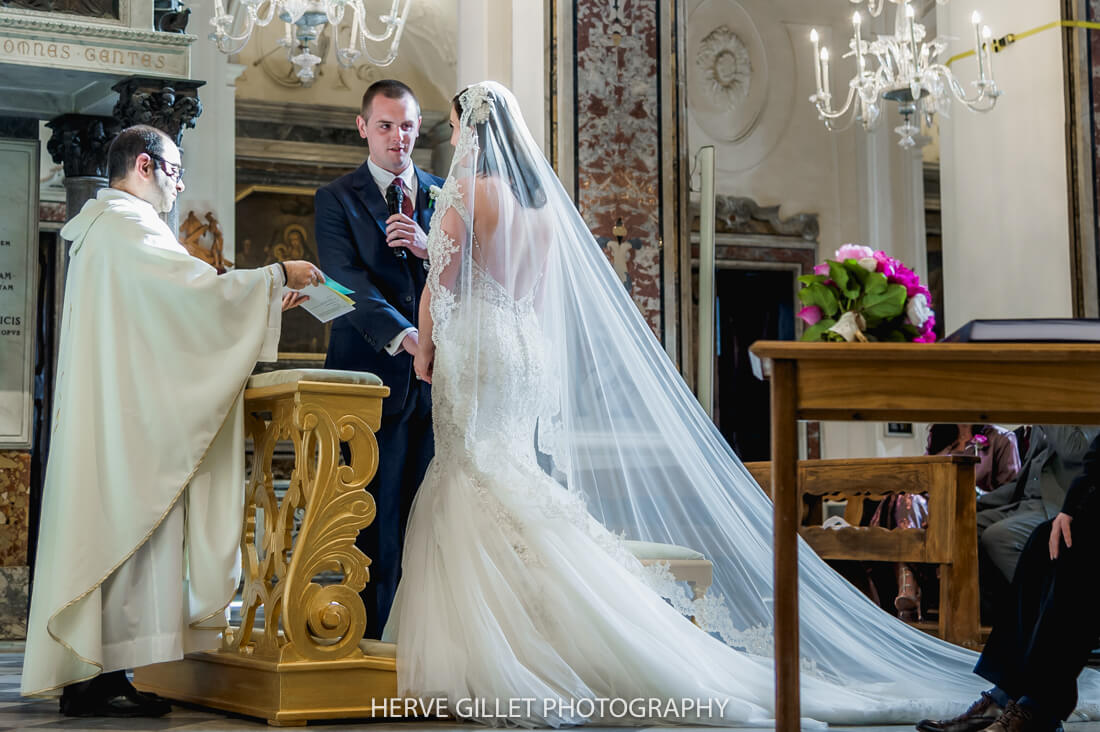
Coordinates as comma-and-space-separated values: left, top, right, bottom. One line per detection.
884, 422, 915, 438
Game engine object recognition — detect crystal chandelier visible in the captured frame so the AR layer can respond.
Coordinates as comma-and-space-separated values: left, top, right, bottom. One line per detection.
210, 0, 413, 86
809, 0, 1001, 147
852, 0, 947, 19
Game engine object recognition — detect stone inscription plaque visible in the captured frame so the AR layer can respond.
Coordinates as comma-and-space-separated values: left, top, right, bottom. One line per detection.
0, 139, 38, 449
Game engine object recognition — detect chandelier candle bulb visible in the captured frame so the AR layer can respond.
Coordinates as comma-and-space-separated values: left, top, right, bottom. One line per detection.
906, 4, 918, 73
853, 12, 865, 79
811, 29, 822, 95
982, 25, 994, 82
820, 47, 831, 107
972, 11, 985, 81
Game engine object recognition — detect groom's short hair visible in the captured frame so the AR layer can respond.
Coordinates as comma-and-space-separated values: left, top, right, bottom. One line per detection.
361, 80, 420, 120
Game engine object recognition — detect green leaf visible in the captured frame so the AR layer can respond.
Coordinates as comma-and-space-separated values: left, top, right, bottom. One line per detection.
801, 319, 836, 342
828, 261, 860, 299
797, 274, 825, 287
798, 282, 840, 316
864, 272, 888, 296
843, 261, 873, 288
861, 283, 907, 319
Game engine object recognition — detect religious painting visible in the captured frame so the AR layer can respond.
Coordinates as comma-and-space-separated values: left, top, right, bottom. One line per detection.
235, 186, 329, 359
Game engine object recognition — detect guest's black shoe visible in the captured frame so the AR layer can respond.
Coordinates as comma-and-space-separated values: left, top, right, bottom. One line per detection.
60, 672, 171, 718
982, 701, 1062, 732
916, 692, 1003, 732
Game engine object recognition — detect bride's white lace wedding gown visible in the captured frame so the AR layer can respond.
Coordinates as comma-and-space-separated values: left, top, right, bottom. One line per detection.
382, 82, 1100, 728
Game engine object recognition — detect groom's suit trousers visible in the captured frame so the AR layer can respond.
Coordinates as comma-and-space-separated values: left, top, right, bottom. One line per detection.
357, 382, 433, 639
974, 515, 1100, 720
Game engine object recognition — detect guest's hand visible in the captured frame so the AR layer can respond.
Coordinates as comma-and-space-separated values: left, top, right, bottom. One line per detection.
414, 341, 434, 384
284, 260, 325, 290
1050, 512, 1073, 560
281, 292, 309, 312
386, 214, 429, 260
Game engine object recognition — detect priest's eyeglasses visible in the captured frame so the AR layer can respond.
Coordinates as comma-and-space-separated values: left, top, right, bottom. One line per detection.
148, 153, 184, 182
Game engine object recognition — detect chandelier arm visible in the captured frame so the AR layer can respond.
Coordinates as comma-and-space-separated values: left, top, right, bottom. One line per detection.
926, 64, 997, 108
251, 0, 278, 28
816, 86, 858, 121
211, 16, 259, 48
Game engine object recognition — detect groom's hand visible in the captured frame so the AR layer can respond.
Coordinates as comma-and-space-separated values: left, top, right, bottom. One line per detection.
386, 214, 429, 260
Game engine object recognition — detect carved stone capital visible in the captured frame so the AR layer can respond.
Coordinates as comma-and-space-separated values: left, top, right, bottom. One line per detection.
692, 195, 819, 242
112, 76, 204, 147
46, 113, 121, 178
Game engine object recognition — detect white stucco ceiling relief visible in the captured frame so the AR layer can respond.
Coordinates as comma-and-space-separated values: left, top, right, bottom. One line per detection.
686, 0, 795, 173
231, 0, 457, 115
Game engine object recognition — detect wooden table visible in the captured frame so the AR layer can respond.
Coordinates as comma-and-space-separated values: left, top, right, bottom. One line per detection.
747, 341, 1100, 732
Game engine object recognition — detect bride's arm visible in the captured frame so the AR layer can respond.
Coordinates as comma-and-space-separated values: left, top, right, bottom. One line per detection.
414, 284, 434, 383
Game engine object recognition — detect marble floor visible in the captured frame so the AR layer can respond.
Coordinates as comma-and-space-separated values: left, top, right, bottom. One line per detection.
3, 651, 1100, 732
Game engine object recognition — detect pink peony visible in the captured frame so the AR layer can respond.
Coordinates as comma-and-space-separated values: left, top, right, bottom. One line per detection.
798, 305, 824, 326
814, 263, 830, 276
873, 250, 897, 278
835, 244, 875, 261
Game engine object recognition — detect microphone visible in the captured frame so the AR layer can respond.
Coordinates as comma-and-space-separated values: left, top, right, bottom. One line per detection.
385, 181, 408, 260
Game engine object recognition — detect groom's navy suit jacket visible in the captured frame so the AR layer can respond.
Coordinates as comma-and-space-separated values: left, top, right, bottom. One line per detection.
315, 160, 443, 415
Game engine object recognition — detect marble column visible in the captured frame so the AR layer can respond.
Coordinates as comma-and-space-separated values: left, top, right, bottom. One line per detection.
46, 113, 118, 223
112, 76, 205, 234
45, 113, 121, 364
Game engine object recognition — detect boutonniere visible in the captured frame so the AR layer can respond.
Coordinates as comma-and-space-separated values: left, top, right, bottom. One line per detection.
967, 434, 989, 454
428, 185, 440, 210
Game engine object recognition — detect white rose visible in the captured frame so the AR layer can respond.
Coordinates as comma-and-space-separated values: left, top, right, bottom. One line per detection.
905, 293, 933, 327
828, 310, 867, 342
857, 257, 877, 272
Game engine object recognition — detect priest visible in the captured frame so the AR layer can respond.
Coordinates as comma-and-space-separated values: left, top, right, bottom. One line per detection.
21, 125, 323, 717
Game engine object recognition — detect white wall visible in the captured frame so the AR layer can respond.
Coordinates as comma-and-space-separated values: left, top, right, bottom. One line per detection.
686, 0, 929, 459
939, 0, 1072, 332
178, 0, 242, 261
455, 0, 546, 154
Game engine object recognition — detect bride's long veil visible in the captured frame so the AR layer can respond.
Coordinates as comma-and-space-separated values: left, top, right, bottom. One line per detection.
426, 81, 1100, 720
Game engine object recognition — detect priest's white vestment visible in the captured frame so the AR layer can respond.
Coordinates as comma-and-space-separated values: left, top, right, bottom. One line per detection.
22, 188, 284, 696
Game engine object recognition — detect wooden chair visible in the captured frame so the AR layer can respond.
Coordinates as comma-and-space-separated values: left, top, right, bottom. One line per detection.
744, 455, 981, 648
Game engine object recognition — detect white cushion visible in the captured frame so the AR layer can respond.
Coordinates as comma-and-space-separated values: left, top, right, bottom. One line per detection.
358, 639, 397, 658
624, 540, 705, 561
247, 368, 383, 389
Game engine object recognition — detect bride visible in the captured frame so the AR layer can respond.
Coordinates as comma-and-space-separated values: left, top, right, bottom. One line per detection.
382, 81, 1100, 727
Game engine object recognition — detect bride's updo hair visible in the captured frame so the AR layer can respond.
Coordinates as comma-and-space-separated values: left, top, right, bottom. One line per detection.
453, 87, 547, 210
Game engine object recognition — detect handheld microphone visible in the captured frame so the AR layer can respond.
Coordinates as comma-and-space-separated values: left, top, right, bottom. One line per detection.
385, 182, 408, 260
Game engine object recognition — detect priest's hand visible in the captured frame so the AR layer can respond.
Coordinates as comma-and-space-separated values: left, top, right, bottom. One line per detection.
284, 260, 325, 290
282, 292, 309, 312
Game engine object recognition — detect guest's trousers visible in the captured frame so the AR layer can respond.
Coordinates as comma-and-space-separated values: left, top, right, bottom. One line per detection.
975, 517, 1100, 720
356, 384, 433, 639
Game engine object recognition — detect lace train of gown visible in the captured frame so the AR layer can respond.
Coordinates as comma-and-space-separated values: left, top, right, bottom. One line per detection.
383, 268, 970, 728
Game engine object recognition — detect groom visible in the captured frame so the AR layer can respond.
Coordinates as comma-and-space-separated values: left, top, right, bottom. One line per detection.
315, 80, 443, 639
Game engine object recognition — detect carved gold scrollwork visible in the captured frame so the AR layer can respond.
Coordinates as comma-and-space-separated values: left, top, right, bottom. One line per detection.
224, 390, 379, 664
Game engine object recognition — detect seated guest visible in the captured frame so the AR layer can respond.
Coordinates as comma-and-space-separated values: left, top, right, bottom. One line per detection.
975, 425, 1100, 615
917, 431, 1100, 732
872, 423, 1021, 619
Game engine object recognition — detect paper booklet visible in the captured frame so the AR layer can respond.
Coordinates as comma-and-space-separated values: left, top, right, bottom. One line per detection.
285, 275, 356, 323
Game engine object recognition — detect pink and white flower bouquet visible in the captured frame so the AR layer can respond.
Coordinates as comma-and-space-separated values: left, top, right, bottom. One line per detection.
797, 244, 936, 343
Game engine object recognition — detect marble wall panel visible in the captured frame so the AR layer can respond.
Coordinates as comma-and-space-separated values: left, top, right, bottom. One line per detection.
0, 566, 28, 640
0, 451, 30, 567
574, 0, 663, 337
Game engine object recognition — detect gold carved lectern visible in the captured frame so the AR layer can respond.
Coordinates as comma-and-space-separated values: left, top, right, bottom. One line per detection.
134, 370, 396, 726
